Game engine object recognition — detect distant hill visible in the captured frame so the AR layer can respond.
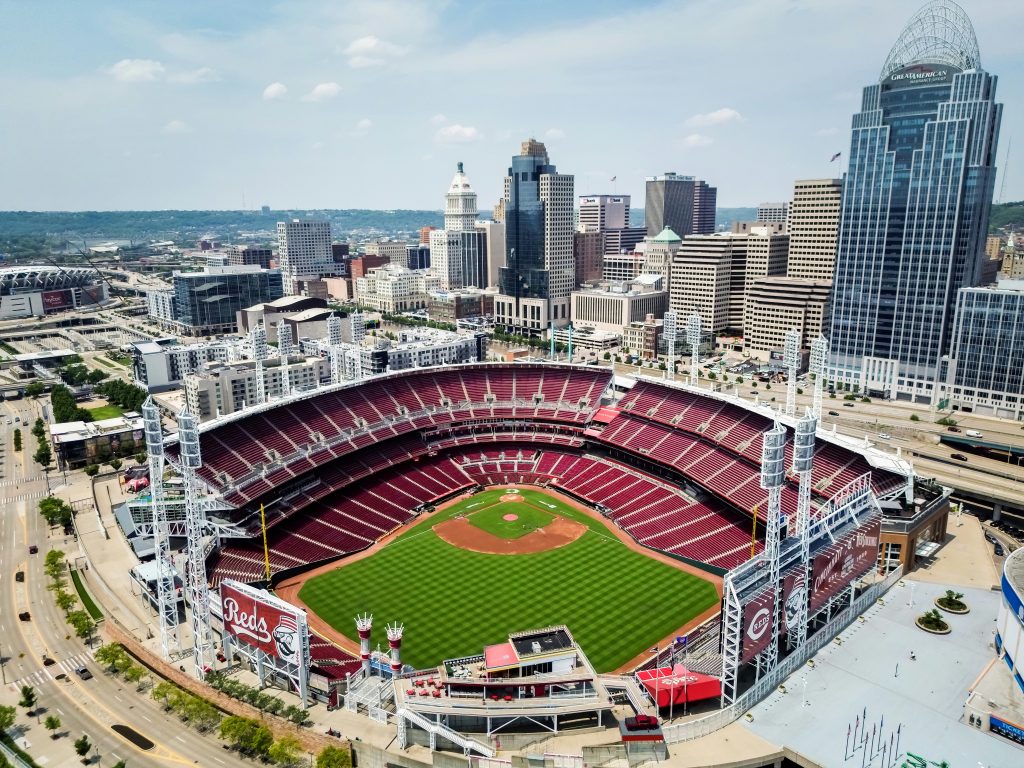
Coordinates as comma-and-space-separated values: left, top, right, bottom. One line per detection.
990, 201, 1024, 233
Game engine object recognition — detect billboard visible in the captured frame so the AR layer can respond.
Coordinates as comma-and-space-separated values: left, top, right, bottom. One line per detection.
741, 585, 776, 663
42, 289, 73, 311
810, 518, 881, 612
220, 580, 309, 667
780, 568, 807, 637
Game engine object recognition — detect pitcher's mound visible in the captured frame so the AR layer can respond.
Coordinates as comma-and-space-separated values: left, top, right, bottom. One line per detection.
502, 513, 519, 521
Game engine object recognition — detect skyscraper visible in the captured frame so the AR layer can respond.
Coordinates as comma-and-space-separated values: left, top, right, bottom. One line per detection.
578, 195, 629, 232
828, 1, 1001, 401
495, 139, 574, 334
276, 220, 338, 295
645, 173, 717, 237
692, 180, 717, 234
429, 162, 487, 289
786, 179, 843, 282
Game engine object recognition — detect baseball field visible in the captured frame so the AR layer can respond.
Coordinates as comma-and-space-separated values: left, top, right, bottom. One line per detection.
296, 487, 720, 672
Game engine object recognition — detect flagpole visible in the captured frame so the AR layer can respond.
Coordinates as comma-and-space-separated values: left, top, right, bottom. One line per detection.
894, 724, 901, 765
260, 503, 272, 585
845, 726, 850, 761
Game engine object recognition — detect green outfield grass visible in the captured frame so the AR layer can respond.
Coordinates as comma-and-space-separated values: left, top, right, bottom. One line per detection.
466, 496, 553, 539
298, 488, 719, 672
84, 404, 124, 420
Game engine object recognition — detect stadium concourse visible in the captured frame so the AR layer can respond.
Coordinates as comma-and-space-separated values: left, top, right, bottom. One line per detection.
164, 362, 920, 746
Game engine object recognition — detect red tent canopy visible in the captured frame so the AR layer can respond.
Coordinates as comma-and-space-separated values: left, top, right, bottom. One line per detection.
636, 664, 721, 707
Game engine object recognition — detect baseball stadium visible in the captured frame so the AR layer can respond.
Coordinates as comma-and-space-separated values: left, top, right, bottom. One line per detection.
167, 362, 947, 751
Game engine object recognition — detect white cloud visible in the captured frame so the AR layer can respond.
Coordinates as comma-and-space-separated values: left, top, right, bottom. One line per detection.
344, 35, 406, 68
161, 120, 191, 135
682, 133, 713, 147
429, 113, 448, 126
262, 82, 288, 100
168, 67, 219, 84
686, 107, 743, 127
302, 82, 342, 102
545, 128, 565, 140
352, 118, 373, 136
815, 127, 839, 136
435, 124, 481, 144
107, 58, 165, 82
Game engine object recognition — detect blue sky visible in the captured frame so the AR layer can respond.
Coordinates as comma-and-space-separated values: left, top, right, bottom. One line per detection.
0, 0, 1020, 211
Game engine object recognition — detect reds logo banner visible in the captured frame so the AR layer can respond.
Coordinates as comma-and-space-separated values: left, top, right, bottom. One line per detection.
810, 517, 881, 612
220, 581, 305, 665
741, 585, 777, 663
780, 568, 807, 637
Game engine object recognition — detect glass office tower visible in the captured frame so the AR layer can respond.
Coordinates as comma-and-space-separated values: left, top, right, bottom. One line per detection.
827, 0, 1001, 401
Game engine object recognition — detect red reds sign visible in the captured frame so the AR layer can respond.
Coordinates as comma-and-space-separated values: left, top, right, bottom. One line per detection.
741, 585, 776, 663
220, 581, 306, 666
810, 518, 881, 612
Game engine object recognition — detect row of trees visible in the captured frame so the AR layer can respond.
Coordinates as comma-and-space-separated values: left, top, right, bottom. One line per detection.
51, 384, 94, 424
12, 428, 21, 451
59, 364, 108, 387
94, 644, 149, 690
218, 716, 350, 768
43, 549, 96, 643
39, 495, 74, 528
151, 680, 221, 733
205, 672, 310, 725
32, 415, 52, 468
93, 380, 147, 413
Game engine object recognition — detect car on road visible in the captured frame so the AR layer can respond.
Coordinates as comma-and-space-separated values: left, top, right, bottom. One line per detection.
965, 429, 984, 438
28, 544, 38, 554
75, 666, 93, 680
947, 426, 962, 433
951, 453, 969, 461
878, 433, 891, 439
828, 410, 840, 416
15, 571, 24, 582
985, 532, 998, 544
995, 543, 1005, 557
43, 657, 56, 667
18, 612, 30, 622
843, 402, 855, 407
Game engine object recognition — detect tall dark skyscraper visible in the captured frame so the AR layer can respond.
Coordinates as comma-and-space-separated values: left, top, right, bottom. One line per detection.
495, 139, 574, 335
827, 0, 1001, 402
645, 173, 717, 237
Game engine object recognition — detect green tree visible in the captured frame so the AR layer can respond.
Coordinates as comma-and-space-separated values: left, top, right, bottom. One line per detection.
19, 685, 37, 716
152, 681, 177, 710
68, 610, 96, 644
219, 716, 273, 756
73, 735, 91, 760
111, 761, 127, 768
183, 698, 220, 732
109, 458, 122, 471
84, 464, 100, 476
13, 429, 21, 451
317, 746, 352, 768
134, 452, 146, 465
33, 441, 52, 468
95, 643, 127, 670
45, 714, 62, 739
268, 735, 303, 767
44, 549, 66, 579
25, 382, 44, 398
909, 414, 920, 422
0, 705, 16, 732
56, 590, 78, 615
602, 351, 611, 361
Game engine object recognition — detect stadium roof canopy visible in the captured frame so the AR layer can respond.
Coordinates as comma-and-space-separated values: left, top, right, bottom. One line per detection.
0, 265, 102, 295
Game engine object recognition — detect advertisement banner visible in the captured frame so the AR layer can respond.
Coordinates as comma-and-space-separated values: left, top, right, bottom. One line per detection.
780, 567, 807, 637
42, 289, 73, 310
810, 518, 881, 612
741, 585, 776, 663
221, 581, 307, 666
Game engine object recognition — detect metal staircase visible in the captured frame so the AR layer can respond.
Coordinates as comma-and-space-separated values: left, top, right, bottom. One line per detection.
396, 707, 494, 757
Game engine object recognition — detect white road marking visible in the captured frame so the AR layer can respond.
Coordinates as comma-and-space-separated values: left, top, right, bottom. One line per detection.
114, 695, 122, 702
214, 758, 225, 764
175, 736, 186, 743
141, 715, 152, 722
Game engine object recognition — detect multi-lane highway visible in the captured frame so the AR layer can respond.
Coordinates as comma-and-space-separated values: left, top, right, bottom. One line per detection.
0, 396, 244, 768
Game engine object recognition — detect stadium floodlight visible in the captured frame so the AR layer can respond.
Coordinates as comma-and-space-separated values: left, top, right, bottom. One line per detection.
759, 422, 787, 674
276, 320, 293, 397
350, 312, 366, 345
790, 411, 817, 651
251, 323, 268, 405
784, 328, 801, 417
143, 398, 179, 659
687, 312, 701, 387
810, 335, 829, 419
663, 310, 678, 380
177, 410, 216, 680
327, 314, 343, 347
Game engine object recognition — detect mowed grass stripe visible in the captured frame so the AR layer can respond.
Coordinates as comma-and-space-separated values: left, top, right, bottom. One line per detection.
299, 490, 719, 672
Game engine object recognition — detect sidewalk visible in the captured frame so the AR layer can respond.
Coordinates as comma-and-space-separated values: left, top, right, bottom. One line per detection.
908, 512, 1000, 590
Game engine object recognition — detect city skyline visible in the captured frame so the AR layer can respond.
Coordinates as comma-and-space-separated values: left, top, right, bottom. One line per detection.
1, 0, 1021, 212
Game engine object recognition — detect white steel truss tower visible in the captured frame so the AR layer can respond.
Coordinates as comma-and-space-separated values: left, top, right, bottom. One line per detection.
784, 328, 801, 416
790, 411, 817, 650
663, 310, 678, 380
759, 422, 787, 676
177, 410, 216, 679
277, 320, 293, 397
142, 398, 179, 658
251, 323, 268, 405
687, 312, 701, 387
810, 335, 829, 419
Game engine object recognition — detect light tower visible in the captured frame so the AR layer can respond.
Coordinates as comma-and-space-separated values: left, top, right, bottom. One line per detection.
327, 314, 343, 347
790, 411, 817, 650
810, 335, 829, 420
177, 410, 216, 679
663, 310, 678, 380
759, 422, 787, 676
355, 614, 373, 676
251, 323, 268, 405
784, 328, 801, 417
276, 320, 293, 397
386, 622, 404, 677
350, 312, 366, 345
142, 398, 179, 658
686, 312, 701, 387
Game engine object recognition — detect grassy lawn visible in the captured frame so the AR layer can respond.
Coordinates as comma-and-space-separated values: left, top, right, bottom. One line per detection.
94, 357, 117, 368
298, 488, 718, 672
467, 497, 553, 539
70, 568, 103, 620
84, 404, 124, 420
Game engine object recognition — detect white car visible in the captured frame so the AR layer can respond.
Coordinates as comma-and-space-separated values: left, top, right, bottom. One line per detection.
878, 432, 891, 440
